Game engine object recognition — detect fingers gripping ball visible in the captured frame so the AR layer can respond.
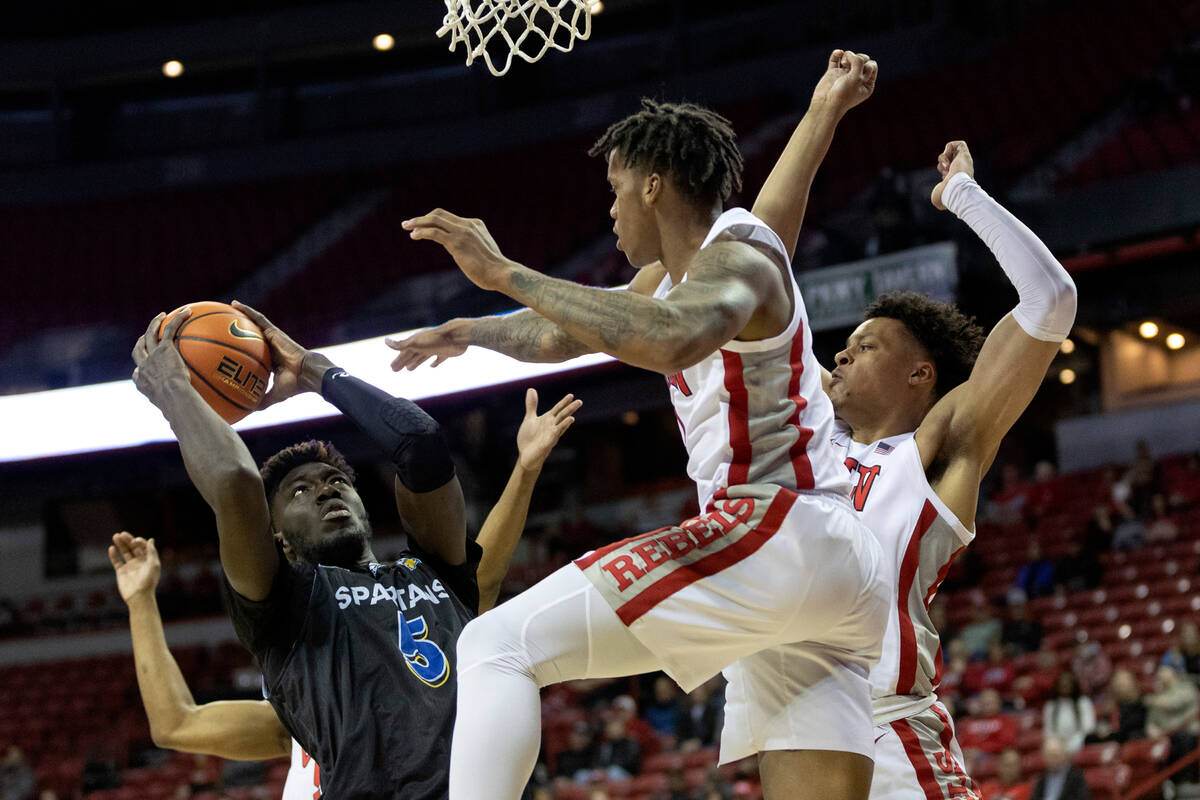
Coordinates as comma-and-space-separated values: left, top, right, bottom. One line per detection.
158, 301, 273, 423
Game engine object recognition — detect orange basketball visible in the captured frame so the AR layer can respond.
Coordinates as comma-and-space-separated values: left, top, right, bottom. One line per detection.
158, 301, 273, 424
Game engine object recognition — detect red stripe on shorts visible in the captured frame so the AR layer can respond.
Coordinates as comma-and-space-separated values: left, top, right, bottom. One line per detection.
613, 488, 797, 625
896, 500, 939, 694
573, 526, 674, 571
785, 326, 816, 490
931, 704, 977, 795
892, 717, 943, 800
721, 349, 752, 486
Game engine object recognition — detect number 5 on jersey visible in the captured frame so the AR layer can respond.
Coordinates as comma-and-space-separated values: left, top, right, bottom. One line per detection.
396, 613, 450, 687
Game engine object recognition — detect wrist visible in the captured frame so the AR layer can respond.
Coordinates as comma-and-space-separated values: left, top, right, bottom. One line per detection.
125, 591, 158, 612
805, 98, 846, 124
299, 352, 336, 394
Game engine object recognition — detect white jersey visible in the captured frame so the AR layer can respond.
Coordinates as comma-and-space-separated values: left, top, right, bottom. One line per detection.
654, 208, 850, 510
282, 739, 321, 800
830, 421, 974, 724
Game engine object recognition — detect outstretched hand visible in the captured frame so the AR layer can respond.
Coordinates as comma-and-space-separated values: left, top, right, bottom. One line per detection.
931, 140, 976, 210
386, 318, 473, 372
516, 388, 581, 472
402, 210, 512, 293
810, 49, 877, 116
109, 531, 162, 603
232, 301, 332, 408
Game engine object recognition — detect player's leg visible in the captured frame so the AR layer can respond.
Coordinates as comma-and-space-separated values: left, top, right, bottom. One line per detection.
760, 751, 874, 800
870, 703, 979, 800
449, 564, 661, 800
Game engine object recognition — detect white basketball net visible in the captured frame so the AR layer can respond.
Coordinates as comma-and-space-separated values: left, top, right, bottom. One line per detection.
438, 0, 594, 76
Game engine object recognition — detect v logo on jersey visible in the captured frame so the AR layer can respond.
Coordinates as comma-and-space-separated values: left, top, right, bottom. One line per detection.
843, 457, 881, 512
228, 320, 263, 340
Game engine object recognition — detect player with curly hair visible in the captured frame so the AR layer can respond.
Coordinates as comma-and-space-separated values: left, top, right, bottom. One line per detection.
719, 139, 1076, 799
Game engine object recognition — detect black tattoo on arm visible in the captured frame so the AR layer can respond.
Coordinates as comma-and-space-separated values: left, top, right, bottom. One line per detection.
472, 309, 594, 363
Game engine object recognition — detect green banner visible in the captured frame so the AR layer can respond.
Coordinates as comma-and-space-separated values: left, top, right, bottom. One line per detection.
798, 242, 958, 332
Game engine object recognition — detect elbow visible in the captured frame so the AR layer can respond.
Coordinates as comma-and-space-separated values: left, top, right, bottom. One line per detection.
149, 721, 182, 751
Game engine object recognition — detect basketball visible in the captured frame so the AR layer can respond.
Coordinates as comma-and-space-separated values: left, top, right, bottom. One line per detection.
157, 301, 272, 424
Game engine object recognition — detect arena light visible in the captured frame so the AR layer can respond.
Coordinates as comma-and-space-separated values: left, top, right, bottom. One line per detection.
162, 60, 184, 78
588, 0, 605, 13
1059, 338, 1075, 355
1166, 333, 1186, 350
0, 328, 616, 463
1139, 321, 1159, 339
1058, 368, 1076, 385
373, 33, 395, 51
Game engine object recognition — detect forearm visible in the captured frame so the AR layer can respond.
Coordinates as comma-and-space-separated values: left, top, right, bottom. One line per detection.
943, 172, 1077, 342
126, 593, 198, 746
500, 267, 703, 373
469, 310, 595, 363
751, 103, 843, 260
475, 461, 541, 612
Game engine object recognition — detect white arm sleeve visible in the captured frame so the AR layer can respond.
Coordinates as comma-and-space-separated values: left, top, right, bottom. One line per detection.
942, 171, 1077, 342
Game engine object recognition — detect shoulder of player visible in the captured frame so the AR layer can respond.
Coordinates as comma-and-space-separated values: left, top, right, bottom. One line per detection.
689, 238, 777, 286
627, 261, 668, 295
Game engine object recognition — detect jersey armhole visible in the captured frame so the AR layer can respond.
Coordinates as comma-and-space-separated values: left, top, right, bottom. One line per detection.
910, 437, 976, 546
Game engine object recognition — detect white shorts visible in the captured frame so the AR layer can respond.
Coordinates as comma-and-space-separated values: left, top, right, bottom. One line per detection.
575, 483, 888, 753
871, 703, 980, 800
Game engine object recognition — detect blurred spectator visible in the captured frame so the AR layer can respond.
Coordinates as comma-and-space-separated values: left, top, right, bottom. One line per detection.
1123, 440, 1162, 516
978, 748, 1032, 800
1071, 642, 1112, 697
678, 677, 724, 750
694, 765, 735, 800
1110, 503, 1146, 551
651, 767, 692, 800
1014, 541, 1056, 599
1053, 541, 1103, 593
966, 641, 1017, 696
989, 464, 1032, 526
1082, 506, 1113, 554
1024, 460, 1058, 527
1161, 621, 1200, 681
1146, 665, 1199, 739
610, 695, 657, 755
1014, 648, 1061, 707
1029, 737, 1089, 800
1002, 596, 1043, 654
0, 748, 34, 800
555, 722, 597, 782
1145, 493, 1178, 543
643, 675, 682, 737
1042, 671, 1095, 753
593, 718, 641, 780
959, 689, 1018, 759
1089, 669, 1146, 744
36, 792, 58, 800
961, 604, 1003, 658
941, 641, 968, 703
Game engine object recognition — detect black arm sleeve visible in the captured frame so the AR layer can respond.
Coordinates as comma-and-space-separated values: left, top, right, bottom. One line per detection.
320, 368, 456, 493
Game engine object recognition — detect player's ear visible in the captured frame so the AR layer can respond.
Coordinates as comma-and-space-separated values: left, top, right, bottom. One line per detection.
908, 361, 936, 389
275, 530, 296, 560
642, 171, 663, 207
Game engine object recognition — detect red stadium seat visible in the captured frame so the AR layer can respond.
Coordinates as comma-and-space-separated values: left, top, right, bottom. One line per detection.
1073, 742, 1119, 767
1083, 764, 1130, 800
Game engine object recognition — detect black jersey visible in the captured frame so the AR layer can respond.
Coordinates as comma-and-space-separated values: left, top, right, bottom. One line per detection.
224, 539, 481, 800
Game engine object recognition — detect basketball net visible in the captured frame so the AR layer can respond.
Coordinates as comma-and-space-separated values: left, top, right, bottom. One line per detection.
438, 0, 593, 76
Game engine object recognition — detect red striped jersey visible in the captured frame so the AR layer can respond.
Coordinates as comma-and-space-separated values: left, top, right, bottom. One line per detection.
654, 208, 850, 510
830, 421, 974, 724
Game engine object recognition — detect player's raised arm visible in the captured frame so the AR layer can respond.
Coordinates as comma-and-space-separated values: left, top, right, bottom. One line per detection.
400, 210, 773, 375
233, 302, 469, 566
385, 263, 667, 371
475, 389, 581, 613
110, 532, 291, 761
132, 312, 277, 602
917, 142, 1077, 509
752, 49, 877, 261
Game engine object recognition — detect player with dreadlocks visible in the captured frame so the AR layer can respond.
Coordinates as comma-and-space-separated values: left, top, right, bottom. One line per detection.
394, 52, 889, 800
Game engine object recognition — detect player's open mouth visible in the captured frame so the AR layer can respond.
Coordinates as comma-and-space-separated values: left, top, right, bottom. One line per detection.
323, 508, 351, 521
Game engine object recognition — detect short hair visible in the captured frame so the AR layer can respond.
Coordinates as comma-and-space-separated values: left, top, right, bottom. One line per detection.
864, 291, 986, 398
588, 99, 743, 208
260, 440, 356, 505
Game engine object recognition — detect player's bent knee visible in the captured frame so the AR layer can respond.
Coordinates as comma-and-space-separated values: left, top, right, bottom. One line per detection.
455, 609, 532, 678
